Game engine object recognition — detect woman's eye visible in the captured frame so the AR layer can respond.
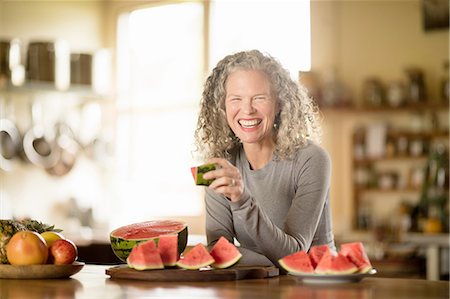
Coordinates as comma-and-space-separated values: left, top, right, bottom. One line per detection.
254, 96, 267, 101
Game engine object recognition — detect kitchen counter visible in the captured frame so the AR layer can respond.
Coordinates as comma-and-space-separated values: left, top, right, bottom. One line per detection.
0, 264, 448, 299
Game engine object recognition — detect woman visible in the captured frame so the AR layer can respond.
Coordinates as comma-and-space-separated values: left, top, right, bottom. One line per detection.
194, 50, 335, 267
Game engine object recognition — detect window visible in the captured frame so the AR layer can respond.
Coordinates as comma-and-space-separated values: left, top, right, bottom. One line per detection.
209, 0, 311, 78
114, 1, 310, 229
114, 2, 205, 227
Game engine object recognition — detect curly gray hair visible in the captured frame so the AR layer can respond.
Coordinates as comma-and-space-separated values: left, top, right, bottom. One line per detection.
194, 50, 322, 160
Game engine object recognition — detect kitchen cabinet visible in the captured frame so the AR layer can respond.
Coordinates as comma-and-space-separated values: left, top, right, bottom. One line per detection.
77, 242, 122, 265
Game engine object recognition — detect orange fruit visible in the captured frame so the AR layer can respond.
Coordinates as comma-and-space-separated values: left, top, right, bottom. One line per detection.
6, 231, 48, 265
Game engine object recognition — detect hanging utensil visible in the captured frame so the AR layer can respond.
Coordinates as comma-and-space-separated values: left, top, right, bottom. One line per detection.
0, 97, 22, 171
22, 102, 58, 169
45, 121, 80, 176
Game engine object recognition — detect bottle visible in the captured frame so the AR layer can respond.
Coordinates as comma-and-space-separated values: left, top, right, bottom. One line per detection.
405, 67, 426, 103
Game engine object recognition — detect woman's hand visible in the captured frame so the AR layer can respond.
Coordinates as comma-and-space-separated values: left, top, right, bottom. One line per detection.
202, 157, 243, 202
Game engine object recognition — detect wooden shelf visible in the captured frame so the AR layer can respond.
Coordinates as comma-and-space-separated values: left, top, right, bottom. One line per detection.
354, 155, 428, 165
355, 187, 423, 194
321, 102, 449, 114
347, 100, 449, 232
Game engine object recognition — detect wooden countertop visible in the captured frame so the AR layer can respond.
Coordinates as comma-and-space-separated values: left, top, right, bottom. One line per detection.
1, 264, 448, 299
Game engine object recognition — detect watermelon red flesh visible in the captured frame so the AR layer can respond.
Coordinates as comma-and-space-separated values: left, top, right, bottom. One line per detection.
328, 253, 358, 274
176, 243, 215, 270
190, 167, 197, 181
209, 236, 242, 269
339, 242, 372, 273
157, 234, 179, 267
278, 250, 314, 274
314, 250, 333, 274
127, 240, 164, 270
110, 220, 188, 262
308, 244, 331, 268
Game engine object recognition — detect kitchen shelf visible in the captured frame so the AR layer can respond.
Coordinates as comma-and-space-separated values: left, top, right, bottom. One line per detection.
321, 102, 449, 114
355, 187, 424, 194
0, 81, 114, 106
349, 101, 449, 233
354, 155, 428, 165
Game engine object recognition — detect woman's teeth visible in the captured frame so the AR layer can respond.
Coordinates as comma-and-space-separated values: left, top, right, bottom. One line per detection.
239, 119, 261, 128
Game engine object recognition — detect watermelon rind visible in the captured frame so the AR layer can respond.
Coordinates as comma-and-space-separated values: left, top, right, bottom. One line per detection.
127, 240, 164, 270
192, 163, 216, 186
278, 250, 314, 274
340, 242, 373, 274
209, 237, 242, 269
110, 220, 188, 262
314, 250, 333, 274
176, 244, 215, 270
328, 253, 358, 275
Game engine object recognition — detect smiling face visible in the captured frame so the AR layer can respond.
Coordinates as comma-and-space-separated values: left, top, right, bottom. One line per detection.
225, 69, 278, 149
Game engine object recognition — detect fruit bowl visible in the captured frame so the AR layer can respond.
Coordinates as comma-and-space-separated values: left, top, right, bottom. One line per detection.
0, 261, 84, 279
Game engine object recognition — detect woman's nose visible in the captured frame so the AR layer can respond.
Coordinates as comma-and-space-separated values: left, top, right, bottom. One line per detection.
241, 98, 256, 114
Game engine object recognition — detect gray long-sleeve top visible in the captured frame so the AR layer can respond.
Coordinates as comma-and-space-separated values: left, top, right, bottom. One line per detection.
205, 141, 336, 266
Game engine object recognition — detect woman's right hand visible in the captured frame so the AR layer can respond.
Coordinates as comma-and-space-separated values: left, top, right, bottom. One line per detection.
202, 157, 243, 202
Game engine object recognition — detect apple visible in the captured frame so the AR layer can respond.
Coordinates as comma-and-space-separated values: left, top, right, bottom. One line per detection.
48, 239, 78, 265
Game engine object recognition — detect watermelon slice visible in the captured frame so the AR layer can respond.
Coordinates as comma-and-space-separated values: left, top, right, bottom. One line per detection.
176, 243, 215, 270
126, 239, 164, 270
340, 242, 373, 273
278, 250, 314, 274
157, 234, 179, 267
328, 253, 358, 274
308, 244, 331, 268
209, 236, 242, 269
110, 220, 188, 262
190, 163, 216, 186
314, 250, 333, 274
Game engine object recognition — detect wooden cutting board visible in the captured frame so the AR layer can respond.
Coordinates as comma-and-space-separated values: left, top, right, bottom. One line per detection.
106, 265, 279, 282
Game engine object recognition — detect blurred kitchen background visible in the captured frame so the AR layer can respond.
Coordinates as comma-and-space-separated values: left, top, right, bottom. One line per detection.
0, 0, 448, 280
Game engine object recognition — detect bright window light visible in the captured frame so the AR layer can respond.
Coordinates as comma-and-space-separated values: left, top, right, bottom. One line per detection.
209, 0, 311, 79
115, 3, 204, 226
114, 1, 311, 228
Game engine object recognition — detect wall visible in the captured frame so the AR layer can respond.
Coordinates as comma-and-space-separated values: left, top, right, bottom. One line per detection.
339, 0, 447, 102
0, 0, 105, 52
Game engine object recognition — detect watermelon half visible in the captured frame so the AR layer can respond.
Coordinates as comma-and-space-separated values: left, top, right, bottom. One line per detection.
190, 163, 216, 186
176, 243, 215, 270
110, 220, 188, 262
209, 236, 242, 269
339, 242, 373, 273
127, 239, 164, 270
278, 250, 314, 274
